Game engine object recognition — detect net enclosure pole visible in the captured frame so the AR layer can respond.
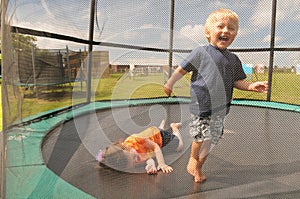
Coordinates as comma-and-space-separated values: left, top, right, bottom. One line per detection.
31, 43, 38, 98
66, 45, 71, 83
87, 0, 96, 103
168, 0, 175, 81
267, 0, 277, 101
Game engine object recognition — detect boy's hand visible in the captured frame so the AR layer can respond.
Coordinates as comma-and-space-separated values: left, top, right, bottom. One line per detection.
163, 66, 187, 96
163, 85, 172, 96
250, 81, 268, 93
235, 80, 268, 93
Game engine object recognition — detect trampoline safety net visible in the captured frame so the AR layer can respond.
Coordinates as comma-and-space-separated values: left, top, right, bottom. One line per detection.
1, 0, 300, 198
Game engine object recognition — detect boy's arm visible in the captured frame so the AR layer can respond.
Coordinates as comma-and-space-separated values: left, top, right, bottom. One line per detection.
164, 66, 187, 96
234, 79, 268, 93
145, 139, 173, 173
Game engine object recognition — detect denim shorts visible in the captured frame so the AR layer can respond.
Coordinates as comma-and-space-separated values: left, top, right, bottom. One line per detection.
189, 114, 224, 144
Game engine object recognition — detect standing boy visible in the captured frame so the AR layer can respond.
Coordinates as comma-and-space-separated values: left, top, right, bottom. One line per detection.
164, 8, 268, 183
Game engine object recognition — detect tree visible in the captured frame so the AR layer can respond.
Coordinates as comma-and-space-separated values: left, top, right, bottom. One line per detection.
12, 33, 37, 52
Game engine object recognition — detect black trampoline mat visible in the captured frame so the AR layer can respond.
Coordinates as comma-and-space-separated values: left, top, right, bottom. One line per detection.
42, 104, 300, 198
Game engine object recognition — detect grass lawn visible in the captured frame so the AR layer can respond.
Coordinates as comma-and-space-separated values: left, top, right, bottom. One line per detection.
233, 73, 300, 104
17, 73, 191, 120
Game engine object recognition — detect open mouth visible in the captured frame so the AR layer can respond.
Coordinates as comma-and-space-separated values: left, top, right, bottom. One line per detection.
219, 36, 229, 41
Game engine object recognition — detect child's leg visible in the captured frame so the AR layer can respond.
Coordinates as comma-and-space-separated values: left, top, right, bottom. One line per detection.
187, 141, 200, 175
190, 116, 223, 183
170, 123, 183, 151
195, 140, 211, 182
187, 141, 207, 182
188, 115, 217, 182
159, 119, 166, 130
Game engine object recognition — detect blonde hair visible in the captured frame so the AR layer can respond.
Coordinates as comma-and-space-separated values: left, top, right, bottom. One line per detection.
99, 141, 130, 170
205, 8, 239, 42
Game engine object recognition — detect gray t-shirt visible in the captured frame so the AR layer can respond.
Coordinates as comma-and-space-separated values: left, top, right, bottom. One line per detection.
180, 44, 246, 117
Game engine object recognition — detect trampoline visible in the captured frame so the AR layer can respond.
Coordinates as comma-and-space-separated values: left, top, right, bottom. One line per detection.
2, 1, 300, 198
5, 98, 300, 198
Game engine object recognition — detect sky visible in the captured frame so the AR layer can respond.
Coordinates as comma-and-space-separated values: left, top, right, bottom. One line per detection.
6, 0, 300, 67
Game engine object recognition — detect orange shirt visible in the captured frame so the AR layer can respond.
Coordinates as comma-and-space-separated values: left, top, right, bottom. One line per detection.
123, 127, 162, 162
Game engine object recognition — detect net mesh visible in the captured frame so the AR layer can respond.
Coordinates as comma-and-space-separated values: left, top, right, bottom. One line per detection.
1, 0, 300, 198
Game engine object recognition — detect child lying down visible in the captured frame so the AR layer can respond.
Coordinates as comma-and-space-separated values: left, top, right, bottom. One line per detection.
97, 120, 183, 174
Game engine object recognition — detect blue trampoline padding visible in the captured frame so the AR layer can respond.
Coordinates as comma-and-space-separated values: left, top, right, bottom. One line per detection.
4, 98, 300, 198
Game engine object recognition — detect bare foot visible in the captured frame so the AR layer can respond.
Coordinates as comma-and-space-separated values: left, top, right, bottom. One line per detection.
193, 169, 206, 183
187, 157, 206, 183
170, 122, 182, 129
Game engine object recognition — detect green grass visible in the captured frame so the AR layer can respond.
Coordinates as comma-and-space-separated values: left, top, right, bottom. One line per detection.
1, 72, 300, 128
233, 73, 300, 104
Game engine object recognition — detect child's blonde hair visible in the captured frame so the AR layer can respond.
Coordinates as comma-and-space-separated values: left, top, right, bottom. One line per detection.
205, 8, 239, 42
99, 141, 130, 171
